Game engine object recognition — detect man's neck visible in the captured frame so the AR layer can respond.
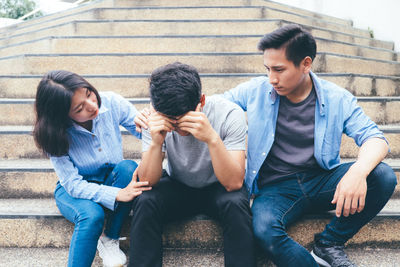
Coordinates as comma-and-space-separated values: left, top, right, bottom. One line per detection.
286, 74, 313, 104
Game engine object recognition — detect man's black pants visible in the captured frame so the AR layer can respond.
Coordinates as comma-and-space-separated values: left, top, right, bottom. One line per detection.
129, 175, 256, 267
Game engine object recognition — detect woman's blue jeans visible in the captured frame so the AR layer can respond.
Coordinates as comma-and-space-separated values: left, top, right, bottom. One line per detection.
55, 160, 138, 267
252, 162, 396, 267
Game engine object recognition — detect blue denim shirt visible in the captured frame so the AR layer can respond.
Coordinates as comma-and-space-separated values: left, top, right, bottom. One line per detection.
223, 71, 385, 196
50, 92, 141, 210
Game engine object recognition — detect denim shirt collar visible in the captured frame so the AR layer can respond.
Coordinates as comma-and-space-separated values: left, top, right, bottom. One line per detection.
268, 71, 325, 116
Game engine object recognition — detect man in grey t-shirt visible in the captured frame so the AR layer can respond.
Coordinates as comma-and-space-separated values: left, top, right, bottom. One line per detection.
129, 62, 255, 267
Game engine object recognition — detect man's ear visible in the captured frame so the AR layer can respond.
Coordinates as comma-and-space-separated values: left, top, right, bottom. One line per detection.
200, 94, 205, 108
302, 56, 313, 73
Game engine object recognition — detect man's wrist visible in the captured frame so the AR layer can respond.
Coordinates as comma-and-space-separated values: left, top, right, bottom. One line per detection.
150, 141, 163, 149
206, 131, 220, 146
350, 162, 370, 178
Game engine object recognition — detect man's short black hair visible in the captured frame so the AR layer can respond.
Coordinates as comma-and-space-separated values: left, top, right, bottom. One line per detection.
149, 62, 202, 117
258, 24, 317, 66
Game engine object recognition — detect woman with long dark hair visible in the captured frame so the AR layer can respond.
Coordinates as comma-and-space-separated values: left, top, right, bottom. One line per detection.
33, 70, 151, 267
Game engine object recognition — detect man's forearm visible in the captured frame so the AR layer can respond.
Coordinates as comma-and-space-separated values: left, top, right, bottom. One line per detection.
207, 137, 245, 192
138, 144, 164, 186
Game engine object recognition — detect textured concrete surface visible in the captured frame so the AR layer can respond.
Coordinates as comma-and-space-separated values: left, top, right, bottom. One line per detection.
0, 158, 398, 199
2, 97, 399, 125
0, 247, 399, 267
0, 35, 395, 62
1, 53, 399, 76
1, 74, 399, 99
0, 125, 398, 159
0, 198, 398, 248
0, 20, 390, 49
0, 7, 369, 40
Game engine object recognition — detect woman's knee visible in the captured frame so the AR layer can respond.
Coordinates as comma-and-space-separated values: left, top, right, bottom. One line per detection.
75, 204, 105, 234
112, 160, 138, 187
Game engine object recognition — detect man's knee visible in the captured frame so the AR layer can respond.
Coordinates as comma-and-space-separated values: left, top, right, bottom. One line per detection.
216, 189, 250, 216
369, 162, 397, 194
132, 190, 161, 216
252, 211, 283, 254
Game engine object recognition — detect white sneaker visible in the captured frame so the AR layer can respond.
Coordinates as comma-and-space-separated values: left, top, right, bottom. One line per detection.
97, 235, 127, 267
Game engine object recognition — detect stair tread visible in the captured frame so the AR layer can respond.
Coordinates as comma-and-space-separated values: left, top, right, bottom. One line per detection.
0, 247, 399, 267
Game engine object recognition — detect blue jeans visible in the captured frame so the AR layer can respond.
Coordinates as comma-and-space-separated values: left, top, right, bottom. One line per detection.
252, 162, 396, 267
55, 160, 138, 267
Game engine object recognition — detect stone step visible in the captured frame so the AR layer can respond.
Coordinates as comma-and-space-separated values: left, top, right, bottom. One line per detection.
0, 0, 112, 35
0, 52, 398, 76
1, 95, 399, 126
0, 7, 370, 39
0, 158, 398, 199
113, 0, 353, 27
0, 20, 392, 50
1, 247, 399, 267
0, 0, 355, 38
1, 73, 399, 99
0, 123, 399, 160
0, 198, 399, 249
1, 35, 397, 62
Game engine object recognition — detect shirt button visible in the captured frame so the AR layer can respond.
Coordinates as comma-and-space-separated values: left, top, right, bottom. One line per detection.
272, 134, 274, 137
105, 163, 108, 165
92, 134, 95, 138
262, 152, 266, 156
98, 148, 102, 152
252, 170, 256, 174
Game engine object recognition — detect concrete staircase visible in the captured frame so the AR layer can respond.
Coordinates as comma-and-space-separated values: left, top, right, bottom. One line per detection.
0, 0, 399, 266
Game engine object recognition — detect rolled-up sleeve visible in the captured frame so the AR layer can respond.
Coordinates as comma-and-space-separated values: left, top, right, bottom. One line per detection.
343, 95, 387, 147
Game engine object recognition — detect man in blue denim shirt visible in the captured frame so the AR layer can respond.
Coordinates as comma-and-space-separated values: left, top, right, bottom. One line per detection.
223, 24, 397, 267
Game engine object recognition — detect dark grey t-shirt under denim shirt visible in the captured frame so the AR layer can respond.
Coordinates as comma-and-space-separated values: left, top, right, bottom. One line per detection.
258, 86, 323, 188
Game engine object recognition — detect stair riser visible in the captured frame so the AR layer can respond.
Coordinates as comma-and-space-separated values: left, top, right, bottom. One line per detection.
112, 0, 353, 27
0, 132, 398, 160
0, 216, 398, 248
0, 54, 398, 76
1, 170, 398, 199
97, 8, 368, 37
1, 37, 396, 62
0, 21, 391, 50
0, 8, 370, 39
1, 75, 399, 99
1, 99, 399, 125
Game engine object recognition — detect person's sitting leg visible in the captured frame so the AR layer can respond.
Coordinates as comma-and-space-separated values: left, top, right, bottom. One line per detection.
96, 160, 139, 266
129, 175, 199, 267
252, 178, 319, 267
104, 159, 138, 239
55, 183, 105, 267
203, 182, 256, 267
310, 162, 396, 266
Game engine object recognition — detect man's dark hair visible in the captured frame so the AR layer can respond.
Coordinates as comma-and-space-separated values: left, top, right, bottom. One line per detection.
257, 24, 317, 66
149, 62, 202, 117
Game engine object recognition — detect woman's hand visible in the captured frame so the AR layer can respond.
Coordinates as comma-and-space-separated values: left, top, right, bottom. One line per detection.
116, 169, 152, 202
134, 107, 151, 133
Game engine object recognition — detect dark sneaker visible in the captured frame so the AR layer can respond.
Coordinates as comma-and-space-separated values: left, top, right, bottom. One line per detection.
311, 243, 356, 267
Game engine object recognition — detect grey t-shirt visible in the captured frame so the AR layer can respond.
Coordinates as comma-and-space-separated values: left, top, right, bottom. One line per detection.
142, 95, 247, 188
258, 86, 322, 188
